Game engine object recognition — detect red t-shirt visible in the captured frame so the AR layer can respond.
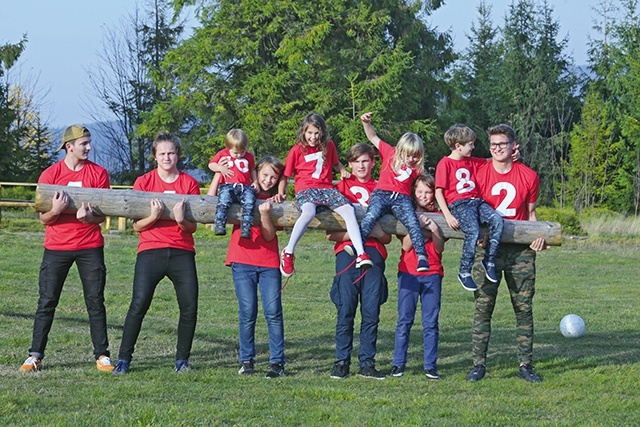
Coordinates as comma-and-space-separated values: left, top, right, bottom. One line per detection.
374, 140, 421, 196
38, 160, 110, 251
225, 192, 281, 268
435, 156, 487, 205
209, 149, 255, 186
333, 176, 388, 259
284, 141, 339, 193
133, 170, 201, 253
397, 208, 444, 277
477, 161, 539, 220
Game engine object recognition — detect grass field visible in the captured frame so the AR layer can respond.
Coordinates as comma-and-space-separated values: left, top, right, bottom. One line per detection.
1, 226, 639, 426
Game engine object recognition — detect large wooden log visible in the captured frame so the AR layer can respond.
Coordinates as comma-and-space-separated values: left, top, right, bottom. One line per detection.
35, 184, 562, 246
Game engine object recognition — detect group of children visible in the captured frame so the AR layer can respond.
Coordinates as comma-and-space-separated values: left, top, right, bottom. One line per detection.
210, 111, 505, 378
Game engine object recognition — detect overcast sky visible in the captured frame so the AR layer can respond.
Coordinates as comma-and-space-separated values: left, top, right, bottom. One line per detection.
4, 0, 605, 128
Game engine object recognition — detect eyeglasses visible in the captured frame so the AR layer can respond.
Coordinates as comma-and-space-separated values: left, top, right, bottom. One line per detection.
489, 141, 512, 150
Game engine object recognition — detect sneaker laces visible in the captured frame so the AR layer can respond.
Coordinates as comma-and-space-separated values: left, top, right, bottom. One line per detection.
280, 275, 292, 292
99, 356, 113, 366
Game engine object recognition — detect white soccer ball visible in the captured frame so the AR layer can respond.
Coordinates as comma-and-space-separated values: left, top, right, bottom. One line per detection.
560, 314, 586, 338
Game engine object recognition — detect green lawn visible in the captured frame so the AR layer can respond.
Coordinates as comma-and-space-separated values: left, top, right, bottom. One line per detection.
1, 228, 639, 426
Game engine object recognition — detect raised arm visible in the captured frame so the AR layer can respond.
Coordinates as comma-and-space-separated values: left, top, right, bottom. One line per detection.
360, 112, 382, 149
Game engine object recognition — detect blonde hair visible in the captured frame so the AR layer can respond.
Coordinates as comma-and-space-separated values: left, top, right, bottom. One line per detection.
393, 132, 424, 172
444, 124, 476, 150
225, 129, 249, 151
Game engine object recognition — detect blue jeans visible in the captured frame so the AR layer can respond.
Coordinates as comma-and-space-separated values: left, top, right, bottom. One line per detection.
118, 248, 198, 362
216, 184, 256, 233
231, 263, 285, 365
450, 198, 504, 274
360, 190, 427, 259
330, 247, 387, 367
29, 247, 109, 360
392, 272, 442, 371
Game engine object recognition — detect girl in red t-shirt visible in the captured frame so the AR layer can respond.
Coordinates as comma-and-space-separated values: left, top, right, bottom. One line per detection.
391, 174, 445, 380
277, 113, 372, 277
226, 156, 288, 378
359, 112, 430, 273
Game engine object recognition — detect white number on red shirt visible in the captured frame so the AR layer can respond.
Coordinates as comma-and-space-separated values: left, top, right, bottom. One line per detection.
304, 152, 324, 179
455, 168, 476, 194
349, 185, 370, 206
492, 182, 517, 217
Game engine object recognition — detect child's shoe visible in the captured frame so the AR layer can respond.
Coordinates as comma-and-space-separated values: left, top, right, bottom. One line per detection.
390, 365, 405, 377
458, 273, 477, 291
482, 260, 498, 283
214, 222, 226, 235
280, 250, 295, 277
416, 256, 430, 272
174, 359, 192, 373
355, 252, 373, 269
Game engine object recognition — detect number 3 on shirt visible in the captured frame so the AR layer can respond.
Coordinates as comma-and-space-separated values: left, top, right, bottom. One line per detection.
304, 152, 324, 179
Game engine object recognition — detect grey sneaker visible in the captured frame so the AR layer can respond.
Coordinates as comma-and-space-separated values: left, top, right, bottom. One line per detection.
358, 365, 385, 380
466, 364, 486, 382
330, 362, 350, 379
390, 365, 405, 377
265, 363, 285, 379
425, 369, 440, 380
518, 364, 541, 383
238, 360, 255, 375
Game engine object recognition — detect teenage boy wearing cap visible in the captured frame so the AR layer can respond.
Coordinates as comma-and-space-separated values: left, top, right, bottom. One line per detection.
19, 125, 115, 373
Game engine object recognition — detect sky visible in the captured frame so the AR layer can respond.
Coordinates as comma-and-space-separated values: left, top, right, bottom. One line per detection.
3, 0, 605, 128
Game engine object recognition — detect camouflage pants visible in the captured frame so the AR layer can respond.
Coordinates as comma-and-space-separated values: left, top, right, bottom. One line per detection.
470, 244, 536, 366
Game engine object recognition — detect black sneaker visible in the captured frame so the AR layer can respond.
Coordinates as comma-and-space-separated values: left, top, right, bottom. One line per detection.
482, 259, 498, 283
238, 360, 255, 375
518, 364, 541, 383
214, 223, 226, 235
265, 363, 285, 379
390, 365, 405, 377
425, 369, 440, 380
240, 229, 252, 239
358, 365, 385, 380
330, 362, 350, 379
466, 364, 486, 382
458, 273, 478, 291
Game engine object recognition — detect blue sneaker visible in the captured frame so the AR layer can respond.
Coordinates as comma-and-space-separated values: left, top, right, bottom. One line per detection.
416, 257, 429, 272
482, 260, 498, 283
112, 359, 130, 375
175, 359, 192, 373
458, 273, 477, 291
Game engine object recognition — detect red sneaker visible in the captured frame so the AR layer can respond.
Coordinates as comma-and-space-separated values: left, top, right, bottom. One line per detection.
355, 252, 373, 269
280, 249, 295, 277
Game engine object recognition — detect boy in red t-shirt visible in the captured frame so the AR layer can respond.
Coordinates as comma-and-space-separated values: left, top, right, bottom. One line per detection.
435, 124, 503, 292
326, 143, 391, 380
208, 129, 258, 239
19, 125, 114, 373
